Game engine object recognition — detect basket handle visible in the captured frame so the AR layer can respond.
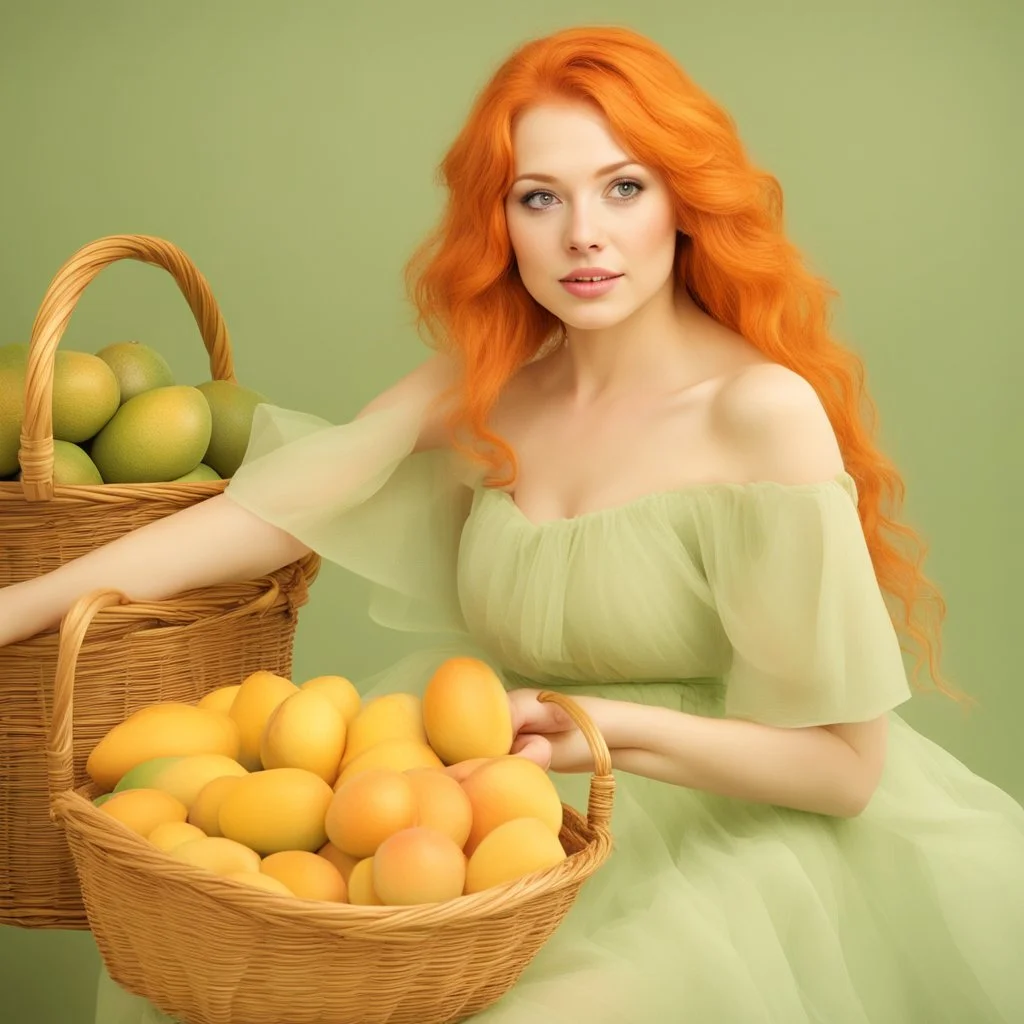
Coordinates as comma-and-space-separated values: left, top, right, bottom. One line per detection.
536, 690, 615, 834
45, 579, 283, 806
19, 234, 236, 502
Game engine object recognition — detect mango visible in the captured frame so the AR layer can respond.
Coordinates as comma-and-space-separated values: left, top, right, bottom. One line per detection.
198, 684, 241, 714
173, 463, 221, 483
325, 769, 418, 859
218, 767, 333, 855
228, 670, 299, 770
171, 836, 261, 876
423, 657, 513, 764
95, 340, 175, 405
405, 768, 473, 849
461, 756, 564, 856
87, 704, 240, 791
195, 379, 268, 478
340, 693, 427, 769
99, 788, 187, 838
334, 738, 443, 789
301, 674, 361, 725
261, 850, 347, 902
316, 841, 360, 884
45, 439, 104, 485
188, 774, 245, 837
50, 350, 121, 443
464, 817, 567, 894
441, 757, 493, 784
113, 755, 184, 793
148, 821, 206, 852
226, 871, 293, 896
261, 688, 346, 784
373, 827, 466, 906
346, 858, 383, 906
145, 754, 248, 810
90, 385, 212, 483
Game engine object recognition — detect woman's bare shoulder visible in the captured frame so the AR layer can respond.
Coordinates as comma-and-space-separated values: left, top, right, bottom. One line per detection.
709, 362, 844, 484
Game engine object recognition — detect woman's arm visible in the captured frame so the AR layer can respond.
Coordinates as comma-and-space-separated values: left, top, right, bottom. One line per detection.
0, 352, 460, 647
511, 691, 886, 818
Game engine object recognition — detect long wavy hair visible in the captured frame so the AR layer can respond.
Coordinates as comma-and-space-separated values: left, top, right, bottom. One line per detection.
402, 25, 966, 705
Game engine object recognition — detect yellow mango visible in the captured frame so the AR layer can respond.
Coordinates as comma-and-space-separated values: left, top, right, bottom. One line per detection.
325, 769, 418, 859
423, 657, 513, 764
218, 767, 333, 855
113, 755, 184, 793
464, 817, 566, 894
147, 754, 248, 809
171, 836, 261, 876
99, 788, 187, 838
261, 850, 347, 902
405, 768, 473, 849
374, 827, 466, 906
346, 857, 383, 906
300, 675, 361, 725
461, 756, 564, 856
339, 693, 426, 769
316, 841, 360, 884
87, 703, 240, 791
148, 821, 206, 852
188, 774, 245, 837
197, 684, 241, 714
226, 872, 293, 896
228, 670, 299, 770
334, 738, 443, 789
261, 689, 346, 784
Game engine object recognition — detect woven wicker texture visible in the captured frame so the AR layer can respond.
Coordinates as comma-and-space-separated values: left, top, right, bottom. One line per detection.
2, 558, 317, 929
51, 593, 616, 1024
0, 234, 321, 927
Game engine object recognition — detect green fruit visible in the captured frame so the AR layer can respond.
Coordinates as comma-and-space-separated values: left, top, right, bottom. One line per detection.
0, 348, 27, 476
195, 380, 268, 478
113, 756, 185, 793
172, 463, 222, 483
93, 793, 115, 807
48, 439, 104, 485
90, 385, 213, 483
51, 350, 121, 443
0, 342, 28, 369
95, 340, 175, 405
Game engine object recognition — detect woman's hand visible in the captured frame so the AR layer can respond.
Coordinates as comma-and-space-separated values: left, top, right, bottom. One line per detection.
506, 688, 605, 773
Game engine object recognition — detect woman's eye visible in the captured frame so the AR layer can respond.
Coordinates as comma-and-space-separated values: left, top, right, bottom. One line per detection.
520, 179, 644, 209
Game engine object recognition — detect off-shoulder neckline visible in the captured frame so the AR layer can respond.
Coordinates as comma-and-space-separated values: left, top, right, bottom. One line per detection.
476, 470, 857, 529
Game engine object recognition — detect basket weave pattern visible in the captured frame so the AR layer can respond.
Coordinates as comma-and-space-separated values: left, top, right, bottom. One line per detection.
51, 591, 616, 1024
2, 560, 317, 929
0, 234, 321, 928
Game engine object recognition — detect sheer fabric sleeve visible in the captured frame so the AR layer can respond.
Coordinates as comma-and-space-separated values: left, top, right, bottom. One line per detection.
223, 398, 472, 636
695, 475, 913, 727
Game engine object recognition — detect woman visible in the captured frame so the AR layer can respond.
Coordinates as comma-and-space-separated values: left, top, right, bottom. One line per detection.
4, 24, 1023, 1024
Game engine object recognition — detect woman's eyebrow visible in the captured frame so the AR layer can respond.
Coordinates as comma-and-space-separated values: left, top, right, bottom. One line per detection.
512, 159, 642, 186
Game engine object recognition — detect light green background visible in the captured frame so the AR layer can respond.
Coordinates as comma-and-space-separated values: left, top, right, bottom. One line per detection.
1, 1, 1020, 1021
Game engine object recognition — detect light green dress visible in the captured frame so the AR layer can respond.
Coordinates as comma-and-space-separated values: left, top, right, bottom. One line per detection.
94, 392, 1024, 1023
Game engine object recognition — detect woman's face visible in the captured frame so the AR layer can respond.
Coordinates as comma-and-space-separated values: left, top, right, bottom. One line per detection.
504, 100, 680, 331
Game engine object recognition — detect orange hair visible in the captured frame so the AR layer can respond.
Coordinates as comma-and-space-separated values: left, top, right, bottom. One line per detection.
403, 25, 966, 706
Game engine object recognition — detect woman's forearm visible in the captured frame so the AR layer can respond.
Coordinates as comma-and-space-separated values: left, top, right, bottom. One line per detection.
551, 697, 872, 818
0, 493, 310, 646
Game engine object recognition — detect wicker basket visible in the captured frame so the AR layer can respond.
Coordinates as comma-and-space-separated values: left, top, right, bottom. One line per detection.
1, 233, 247, 580
2, 558, 317, 930
0, 233, 322, 928
50, 590, 616, 1024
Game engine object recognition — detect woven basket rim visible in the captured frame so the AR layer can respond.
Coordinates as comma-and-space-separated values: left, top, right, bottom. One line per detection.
55, 784, 615, 934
